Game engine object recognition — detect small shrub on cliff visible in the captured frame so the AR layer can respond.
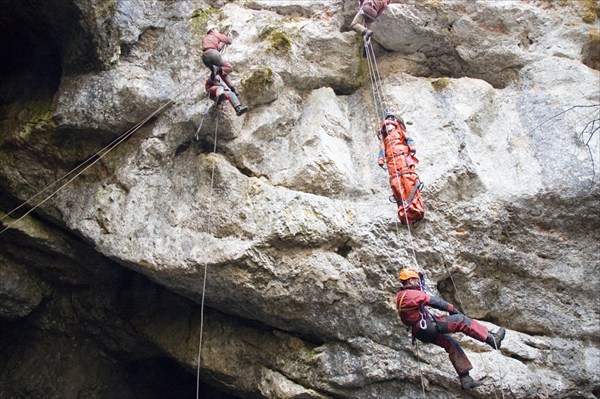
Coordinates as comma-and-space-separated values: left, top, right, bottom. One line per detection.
241, 65, 273, 94
431, 77, 451, 91
581, 0, 599, 23
259, 26, 293, 53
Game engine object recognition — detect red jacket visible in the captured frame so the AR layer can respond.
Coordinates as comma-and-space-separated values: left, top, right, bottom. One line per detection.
395, 286, 455, 327
202, 31, 231, 52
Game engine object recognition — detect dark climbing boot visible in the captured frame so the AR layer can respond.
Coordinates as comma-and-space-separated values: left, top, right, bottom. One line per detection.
486, 327, 506, 349
235, 105, 248, 116
460, 373, 484, 391
211, 65, 221, 79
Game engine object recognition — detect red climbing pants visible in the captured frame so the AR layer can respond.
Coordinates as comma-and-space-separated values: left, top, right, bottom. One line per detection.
413, 314, 489, 376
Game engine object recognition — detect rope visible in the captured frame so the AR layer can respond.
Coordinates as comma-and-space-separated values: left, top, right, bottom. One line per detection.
390, 155, 420, 268
414, 341, 427, 398
194, 103, 212, 142
364, 39, 421, 269
195, 96, 221, 399
364, 36, 429, 395
441, 263, 505, 399
0, 75, 206, 236
364, 39, 388, 121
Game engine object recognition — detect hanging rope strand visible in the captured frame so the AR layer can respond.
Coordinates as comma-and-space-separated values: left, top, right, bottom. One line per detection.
367, 40, 389, 114
195, 102, 220, 399
442, 263, 505, 399
0, 101, 169, 224
0, 75, 205, 235
365, 40, 387, 121
0, 100, 174, 235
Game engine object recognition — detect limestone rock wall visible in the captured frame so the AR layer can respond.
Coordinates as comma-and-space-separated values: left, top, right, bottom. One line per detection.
1, 0, 599, 398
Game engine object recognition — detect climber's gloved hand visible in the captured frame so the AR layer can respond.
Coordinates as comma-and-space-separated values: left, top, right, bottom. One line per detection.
449, 308, 462, 316
377, 149, 385, 168
231, 87, 240, 96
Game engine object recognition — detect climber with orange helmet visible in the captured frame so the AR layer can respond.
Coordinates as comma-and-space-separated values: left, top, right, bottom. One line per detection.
396, 267, 506, 391
378, 113, 424, 225
201, 26, 240, 96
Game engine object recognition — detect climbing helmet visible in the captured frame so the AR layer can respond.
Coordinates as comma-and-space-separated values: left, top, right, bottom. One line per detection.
399, 267, 419, 281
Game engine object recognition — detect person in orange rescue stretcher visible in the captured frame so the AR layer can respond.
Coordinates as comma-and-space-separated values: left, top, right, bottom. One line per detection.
377, 114, 424, 225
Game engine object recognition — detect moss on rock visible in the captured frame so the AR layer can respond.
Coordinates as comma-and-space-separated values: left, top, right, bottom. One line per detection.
189, 7, 224, 36
581, 0, 599, 23
241, 65, 274, 94
431, 77, 451, 91
258, 26, 293, 53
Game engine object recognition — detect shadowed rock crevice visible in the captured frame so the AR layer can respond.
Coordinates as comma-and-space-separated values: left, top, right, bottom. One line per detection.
0, 0, 104, 105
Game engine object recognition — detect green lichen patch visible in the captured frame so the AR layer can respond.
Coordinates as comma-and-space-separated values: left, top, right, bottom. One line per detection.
19, 98, 57, 140
431, 77, 451, 91
355, 39, 369, 86
241, 65, 274, 94
189, 7, 224, 36
258, 25, 293, 53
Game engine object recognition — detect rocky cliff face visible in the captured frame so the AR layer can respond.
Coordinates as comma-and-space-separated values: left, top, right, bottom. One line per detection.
1, 0, 599, 398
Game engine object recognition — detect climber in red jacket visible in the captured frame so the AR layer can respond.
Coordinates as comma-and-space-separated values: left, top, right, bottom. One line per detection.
350, 0, 397, 40
205, 75, 248, 116
396, 267, 506, 391
202, 26, 240, 95
377, 114, 424, 225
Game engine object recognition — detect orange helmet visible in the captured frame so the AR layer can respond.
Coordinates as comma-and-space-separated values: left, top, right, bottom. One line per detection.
399, 267, 419, 281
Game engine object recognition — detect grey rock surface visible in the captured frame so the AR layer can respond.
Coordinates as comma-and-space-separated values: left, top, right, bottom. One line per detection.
0, 0, 598, 398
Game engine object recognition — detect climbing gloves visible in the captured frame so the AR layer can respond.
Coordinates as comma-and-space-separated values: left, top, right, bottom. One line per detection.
460, 373, 484, 391
485, 327, 506, 350
377, 149, 385, 168
231, 87, 240, 96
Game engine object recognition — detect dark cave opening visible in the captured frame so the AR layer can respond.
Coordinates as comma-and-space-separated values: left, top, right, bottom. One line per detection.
0, 3, 60, 104
125, 357, 243, 399
0, 0, 98, 105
